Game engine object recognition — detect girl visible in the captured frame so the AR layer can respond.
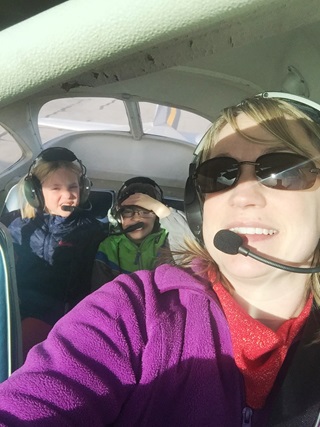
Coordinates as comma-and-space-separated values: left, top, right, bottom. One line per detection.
8, 147, 105, 358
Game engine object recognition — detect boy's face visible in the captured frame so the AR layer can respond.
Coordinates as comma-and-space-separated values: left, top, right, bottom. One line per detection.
120, 206, 157, 243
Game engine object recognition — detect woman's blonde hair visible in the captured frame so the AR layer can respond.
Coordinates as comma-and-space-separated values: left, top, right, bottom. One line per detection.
175, 95, 320, 304
18, 159, 82, 219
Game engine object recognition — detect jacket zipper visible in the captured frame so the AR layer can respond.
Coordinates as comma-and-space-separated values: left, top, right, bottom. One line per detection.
242, 407, 252, 427
134, 250, 141, 266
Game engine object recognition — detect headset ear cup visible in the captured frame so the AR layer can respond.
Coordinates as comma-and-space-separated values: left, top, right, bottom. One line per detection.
79, 176, 92, 205
184, 175, 203, 241
23, 175, 43, 209
109, 205, 120, 224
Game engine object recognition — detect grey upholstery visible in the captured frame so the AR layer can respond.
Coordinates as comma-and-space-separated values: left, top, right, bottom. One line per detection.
0, 222, 23, 380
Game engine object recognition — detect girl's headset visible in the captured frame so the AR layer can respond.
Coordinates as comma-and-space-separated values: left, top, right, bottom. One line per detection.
184, 91, 320, 242
23, 147, 92, 210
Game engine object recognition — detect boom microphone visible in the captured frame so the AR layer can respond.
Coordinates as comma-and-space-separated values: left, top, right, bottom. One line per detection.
61, 201, 92, 212
214, 229, 320, 274
119, 222, 144, 234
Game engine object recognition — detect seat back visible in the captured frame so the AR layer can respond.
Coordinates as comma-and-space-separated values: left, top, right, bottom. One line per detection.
87, 189, 115, 222
0, 222, 23, 380
0, 183, 21, 228
2, 184, 20, 214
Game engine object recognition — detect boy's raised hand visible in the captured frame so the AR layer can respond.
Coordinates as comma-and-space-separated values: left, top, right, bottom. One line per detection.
121, 193, 170, 219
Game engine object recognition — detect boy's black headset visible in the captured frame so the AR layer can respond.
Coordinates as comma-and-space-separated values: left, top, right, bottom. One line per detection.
184, 91, 320, 242
24, 147, 92, 210
111, 176, 164, 223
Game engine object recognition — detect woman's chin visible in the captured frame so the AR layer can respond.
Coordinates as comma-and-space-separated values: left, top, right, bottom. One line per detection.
218, 255, 275, 279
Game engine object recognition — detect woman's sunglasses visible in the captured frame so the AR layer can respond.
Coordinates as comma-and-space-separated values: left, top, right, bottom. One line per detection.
194, 152, 320, 194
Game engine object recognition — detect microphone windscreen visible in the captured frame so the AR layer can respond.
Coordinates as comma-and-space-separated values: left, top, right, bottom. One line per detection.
61, 205, 75, 212
213, 230, 243, 255
123, 222, 144, 233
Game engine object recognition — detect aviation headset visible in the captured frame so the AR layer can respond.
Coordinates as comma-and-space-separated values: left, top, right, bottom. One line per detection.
111, 176, 164, 223
24, 147, 91, 210
184, 91, 320, 242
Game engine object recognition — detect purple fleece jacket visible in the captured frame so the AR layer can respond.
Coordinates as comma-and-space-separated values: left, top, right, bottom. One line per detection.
0, 264, 266, 426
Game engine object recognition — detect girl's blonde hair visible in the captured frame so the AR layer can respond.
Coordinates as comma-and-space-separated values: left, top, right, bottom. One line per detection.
18, 159, 82, 219
175, 95, 320, 304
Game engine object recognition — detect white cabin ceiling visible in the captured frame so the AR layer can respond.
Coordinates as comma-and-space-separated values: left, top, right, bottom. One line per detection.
1, 0, 320, 198
0, 0, 320, 111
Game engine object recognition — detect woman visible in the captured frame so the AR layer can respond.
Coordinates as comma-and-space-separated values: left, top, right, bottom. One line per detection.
0, 93, 319, 426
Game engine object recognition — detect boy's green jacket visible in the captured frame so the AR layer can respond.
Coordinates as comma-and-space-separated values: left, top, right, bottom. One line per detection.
91, 228, 168, 290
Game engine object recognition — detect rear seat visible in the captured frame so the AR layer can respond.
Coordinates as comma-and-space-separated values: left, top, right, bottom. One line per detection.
87, 189, 115, 223
0, 184, 21, 227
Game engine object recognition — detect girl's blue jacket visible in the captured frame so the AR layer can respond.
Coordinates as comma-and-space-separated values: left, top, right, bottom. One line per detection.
8, 210, 106, 325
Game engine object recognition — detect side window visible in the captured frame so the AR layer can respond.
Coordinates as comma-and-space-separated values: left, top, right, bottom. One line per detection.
0, 124, 22, 175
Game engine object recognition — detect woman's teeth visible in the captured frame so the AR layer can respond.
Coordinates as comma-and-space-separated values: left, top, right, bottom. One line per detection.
229, 227, 277, 235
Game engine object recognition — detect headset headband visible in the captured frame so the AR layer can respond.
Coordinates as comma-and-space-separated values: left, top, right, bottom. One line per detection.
27, 147, 86, 176
260, 92, 320, 125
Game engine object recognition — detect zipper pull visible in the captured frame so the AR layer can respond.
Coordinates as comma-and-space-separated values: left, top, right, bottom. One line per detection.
242, 407, 253, 427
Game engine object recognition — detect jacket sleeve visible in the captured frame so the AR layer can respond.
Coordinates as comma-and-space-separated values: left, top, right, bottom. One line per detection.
0, 275, 148, 426
160, 208, 194, 251
7, 217, 23, 245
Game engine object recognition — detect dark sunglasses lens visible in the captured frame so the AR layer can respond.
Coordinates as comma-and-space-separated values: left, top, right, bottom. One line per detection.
196, 157, 239, 193
257, 153, 318, 190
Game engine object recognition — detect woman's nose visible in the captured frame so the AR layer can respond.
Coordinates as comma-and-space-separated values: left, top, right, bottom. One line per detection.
228, 165, 267, 208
